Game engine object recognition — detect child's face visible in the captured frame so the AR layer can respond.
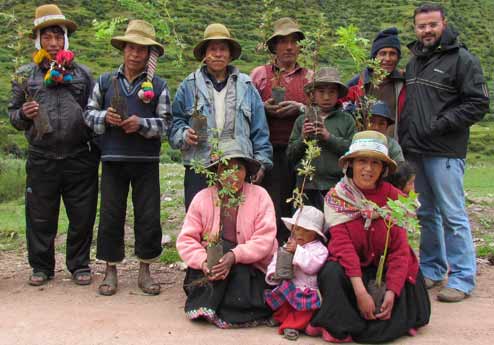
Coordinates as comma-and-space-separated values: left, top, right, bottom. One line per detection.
293, 225, 318, 246
403, 175, 416, 195
312, 85, 339, 112
369, 115, 389, 135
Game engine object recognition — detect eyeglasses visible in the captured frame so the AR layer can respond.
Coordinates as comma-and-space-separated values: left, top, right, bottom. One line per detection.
415, 22, 442, 30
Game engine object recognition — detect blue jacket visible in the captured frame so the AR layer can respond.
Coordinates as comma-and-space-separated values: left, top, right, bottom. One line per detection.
169, 66, 273, 169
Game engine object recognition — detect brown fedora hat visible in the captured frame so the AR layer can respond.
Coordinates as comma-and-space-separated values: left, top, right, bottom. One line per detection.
339, 131, 397, 173
32, 4, 77, 36
193, 23, 242, 61
304, 67, 349, 98
111, 20, 165, 56
266, 17, 305, 54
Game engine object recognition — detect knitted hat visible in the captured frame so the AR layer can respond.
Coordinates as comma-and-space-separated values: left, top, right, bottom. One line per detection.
282, 206, 327, 242
370, 101, 394, 123
371, 27, 401, 59
339, 131, 397, 173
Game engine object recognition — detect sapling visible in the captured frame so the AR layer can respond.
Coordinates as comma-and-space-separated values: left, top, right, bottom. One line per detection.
275, 139, 321, 279
365, 191, 420, 313
333, 25, 388, 131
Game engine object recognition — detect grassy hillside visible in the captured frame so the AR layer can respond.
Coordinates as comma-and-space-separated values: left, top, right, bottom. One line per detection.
0, 0, 492, 156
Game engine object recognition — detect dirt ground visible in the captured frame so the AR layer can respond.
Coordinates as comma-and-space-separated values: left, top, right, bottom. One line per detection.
1, 251, 493, 345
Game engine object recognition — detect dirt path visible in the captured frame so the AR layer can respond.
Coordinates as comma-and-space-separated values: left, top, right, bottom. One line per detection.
1, 252, 493, 345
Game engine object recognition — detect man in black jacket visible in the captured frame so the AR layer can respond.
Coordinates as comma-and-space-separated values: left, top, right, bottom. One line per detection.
8, 4, 99, 286
399, 3, 490, 302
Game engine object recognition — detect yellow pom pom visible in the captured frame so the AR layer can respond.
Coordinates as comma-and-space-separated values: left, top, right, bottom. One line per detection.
142, 81, 153, 89
33, 49, 51, 65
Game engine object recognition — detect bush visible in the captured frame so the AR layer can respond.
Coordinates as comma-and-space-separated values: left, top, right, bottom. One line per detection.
0, 157, 25, 202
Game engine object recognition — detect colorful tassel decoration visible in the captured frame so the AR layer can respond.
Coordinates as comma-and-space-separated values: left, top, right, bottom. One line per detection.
41, 49, 75, 87
33, 49, 52, 65
138, 46, 159, 103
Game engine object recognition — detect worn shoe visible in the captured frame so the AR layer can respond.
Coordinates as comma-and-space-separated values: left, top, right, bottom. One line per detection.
437, 287, 467, 302
424, 277, 443, 289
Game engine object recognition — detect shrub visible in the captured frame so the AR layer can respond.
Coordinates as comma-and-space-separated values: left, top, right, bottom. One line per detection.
0, 157, 25, 202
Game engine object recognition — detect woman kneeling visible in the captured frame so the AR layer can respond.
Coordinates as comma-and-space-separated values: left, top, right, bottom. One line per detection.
308, 131, 431, 343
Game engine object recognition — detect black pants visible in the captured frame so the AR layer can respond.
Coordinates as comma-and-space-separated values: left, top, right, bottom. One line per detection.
262, 146, 295, 244
25, 149, 99, 276
183, 166, 208, 212
96, 161, 162, 262
311, 261, 431, 343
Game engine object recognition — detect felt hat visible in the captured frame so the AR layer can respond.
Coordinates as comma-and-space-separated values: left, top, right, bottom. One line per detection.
206, 139, 261, 177
111, 20, 165, 56
370, 101, 395, 123
304, 67, 348, 98
32, 4, 77, 36
282, 206, 327, 242
339, 131, 397, 173
266, 17, 305, 54
371, 27, 401, 59
193, 23, 242, 61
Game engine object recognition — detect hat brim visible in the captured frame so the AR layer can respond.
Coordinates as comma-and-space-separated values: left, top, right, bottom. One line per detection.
193, 38, 242, 61
207, 155, 261, 178
111, 35, 165, 56
281, 217, 327, 242
31, 19, 77, 37
304, 81, 348, 99
339, 150, 397, 174
266, 30, 305, 54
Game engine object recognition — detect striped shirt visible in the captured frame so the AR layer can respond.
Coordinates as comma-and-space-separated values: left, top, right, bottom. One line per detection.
84, 65, 171, 139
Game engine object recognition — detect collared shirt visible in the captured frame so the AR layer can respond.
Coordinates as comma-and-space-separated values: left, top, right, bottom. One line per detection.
84, 65, 171, 139
201, 65, 231, 92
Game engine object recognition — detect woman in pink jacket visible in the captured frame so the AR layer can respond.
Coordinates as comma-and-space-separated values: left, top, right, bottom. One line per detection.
176, 142, 278, 328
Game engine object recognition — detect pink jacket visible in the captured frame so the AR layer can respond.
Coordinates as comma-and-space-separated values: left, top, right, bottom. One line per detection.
266, 240, 328, 290
176, 183, 278, 272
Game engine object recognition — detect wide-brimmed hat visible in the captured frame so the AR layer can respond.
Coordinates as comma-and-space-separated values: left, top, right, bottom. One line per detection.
266, 17, 305, 54
339, 131, 397, 173
370, 101, 395, 123
111, 20, 164, 56
206, 140, 261, 177
193, 23, 242, 61
282, 206, 327, 242
32, 4, 77, 36
304, 67, 348, 98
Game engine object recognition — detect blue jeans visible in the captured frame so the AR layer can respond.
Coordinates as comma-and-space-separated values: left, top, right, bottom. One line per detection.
408, 155, 476, 294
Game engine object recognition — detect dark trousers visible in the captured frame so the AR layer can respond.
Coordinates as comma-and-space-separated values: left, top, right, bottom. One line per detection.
262, 146, 295, 244
304, 189, 328, 212
25, 149, 99, 276
96, 161, 162, 262
183, 166, 208, 212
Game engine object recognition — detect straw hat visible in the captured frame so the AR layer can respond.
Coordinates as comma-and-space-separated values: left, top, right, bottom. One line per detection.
339, 131, 397, 173
281, 206, 327, 242
32, 4, 77, 36
193, 23, 242, 61
206, 140, 261, 177
304, 67, 348, 98
111, 20, 164, 56
266, 17, 305, 54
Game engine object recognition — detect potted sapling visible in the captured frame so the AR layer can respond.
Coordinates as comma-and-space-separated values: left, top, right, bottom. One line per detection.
365, 191, 420, 313
190, 57, 209, 144
275, 139, 321, 279
333, 25, 388, 131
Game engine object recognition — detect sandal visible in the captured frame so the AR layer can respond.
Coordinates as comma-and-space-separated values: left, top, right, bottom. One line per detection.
283, 328, 300, 341
98, 268, 118, 296
72, 268, 92, 286
138, 276, 161, 295
28, 271, 52, 286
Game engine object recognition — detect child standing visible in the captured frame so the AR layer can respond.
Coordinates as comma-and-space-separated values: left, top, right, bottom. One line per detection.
386, 161, 417, 195
264, 206, 328, 341
287, 67, 356, 211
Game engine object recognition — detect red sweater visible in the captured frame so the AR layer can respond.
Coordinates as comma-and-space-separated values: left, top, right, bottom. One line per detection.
327, 182, 419, 296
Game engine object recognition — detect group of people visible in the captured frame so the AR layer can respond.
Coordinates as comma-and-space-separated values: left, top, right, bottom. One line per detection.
8, 2, 490, 344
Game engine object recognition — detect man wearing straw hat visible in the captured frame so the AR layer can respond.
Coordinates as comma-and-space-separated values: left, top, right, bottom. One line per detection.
84, 20, 171, 296
250, 17, 312, 244
8, 4, 99, 287
169, 23, 272, 211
